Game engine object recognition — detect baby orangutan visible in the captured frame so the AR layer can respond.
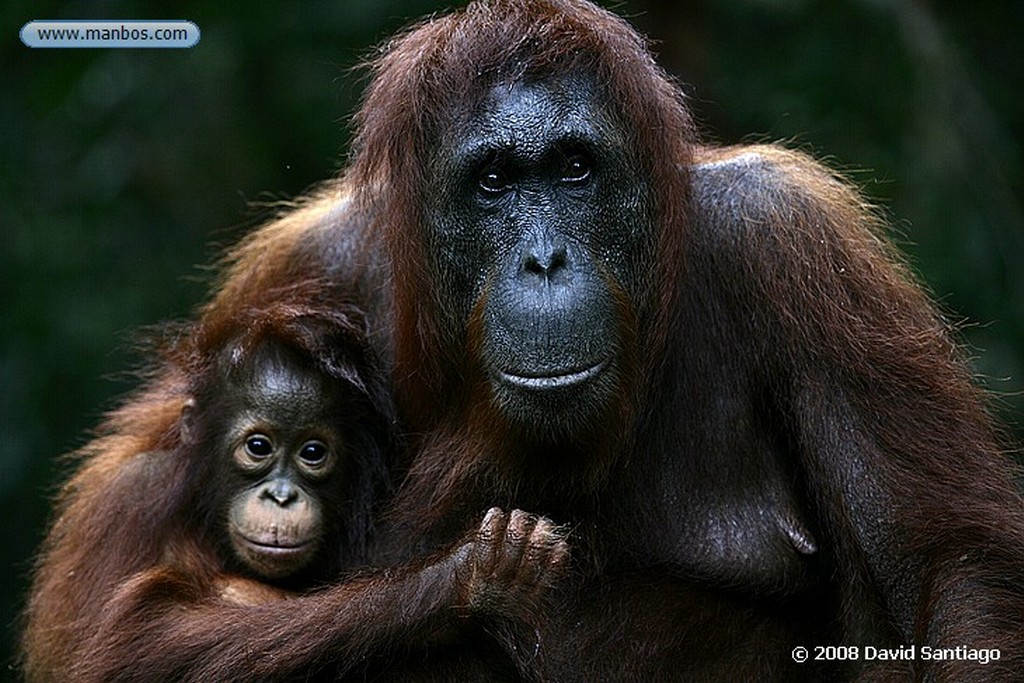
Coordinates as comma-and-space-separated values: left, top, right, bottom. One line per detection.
32, 304, 569, 682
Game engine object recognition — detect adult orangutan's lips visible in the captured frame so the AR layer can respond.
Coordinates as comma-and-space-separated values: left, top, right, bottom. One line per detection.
240, 537, 311, 558
495, 360, 608, 390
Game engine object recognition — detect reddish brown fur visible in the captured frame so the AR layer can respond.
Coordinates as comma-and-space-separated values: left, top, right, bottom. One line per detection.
349, 0, 694, 433
23, 286, 568, 682
22, 370, 188, 679
22, 1, 1024, 681
22, 292, 394, 681
352, 4, 1024, 678
344, 0, 698, 539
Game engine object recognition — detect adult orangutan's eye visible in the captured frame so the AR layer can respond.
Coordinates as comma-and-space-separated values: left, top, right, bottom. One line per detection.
479, 165, 510, 194
562, 154, 591, 183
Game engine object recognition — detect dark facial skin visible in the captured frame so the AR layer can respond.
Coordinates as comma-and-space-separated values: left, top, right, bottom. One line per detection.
428, 73, 653, 437
220, 355, 348, 580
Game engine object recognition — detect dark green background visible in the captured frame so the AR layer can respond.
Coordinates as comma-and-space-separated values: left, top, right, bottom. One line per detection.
3, 0, 1021, 675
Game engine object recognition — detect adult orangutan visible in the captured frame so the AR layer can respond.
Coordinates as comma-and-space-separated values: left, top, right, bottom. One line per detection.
23, 0, 1024, 680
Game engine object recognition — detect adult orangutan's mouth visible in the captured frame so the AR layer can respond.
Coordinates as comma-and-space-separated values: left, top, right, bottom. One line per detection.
496, 360, 608, 390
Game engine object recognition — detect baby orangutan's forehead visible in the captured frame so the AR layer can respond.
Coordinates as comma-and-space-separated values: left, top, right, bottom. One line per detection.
233, 354, 333, 424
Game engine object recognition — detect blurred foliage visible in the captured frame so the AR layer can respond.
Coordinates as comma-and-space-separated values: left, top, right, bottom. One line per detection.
1, 0, 1021, 673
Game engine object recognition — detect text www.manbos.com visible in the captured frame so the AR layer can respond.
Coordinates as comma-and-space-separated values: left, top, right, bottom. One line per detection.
21, 21, 200, 48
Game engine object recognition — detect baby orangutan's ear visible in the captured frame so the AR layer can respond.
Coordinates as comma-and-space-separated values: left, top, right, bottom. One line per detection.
179, 397, 197, 445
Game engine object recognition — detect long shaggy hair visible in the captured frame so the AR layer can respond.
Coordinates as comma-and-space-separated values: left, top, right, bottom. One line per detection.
348, 0, 697, 432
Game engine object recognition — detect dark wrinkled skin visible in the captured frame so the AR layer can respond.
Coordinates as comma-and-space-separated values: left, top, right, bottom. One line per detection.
427, 75, 650, 436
